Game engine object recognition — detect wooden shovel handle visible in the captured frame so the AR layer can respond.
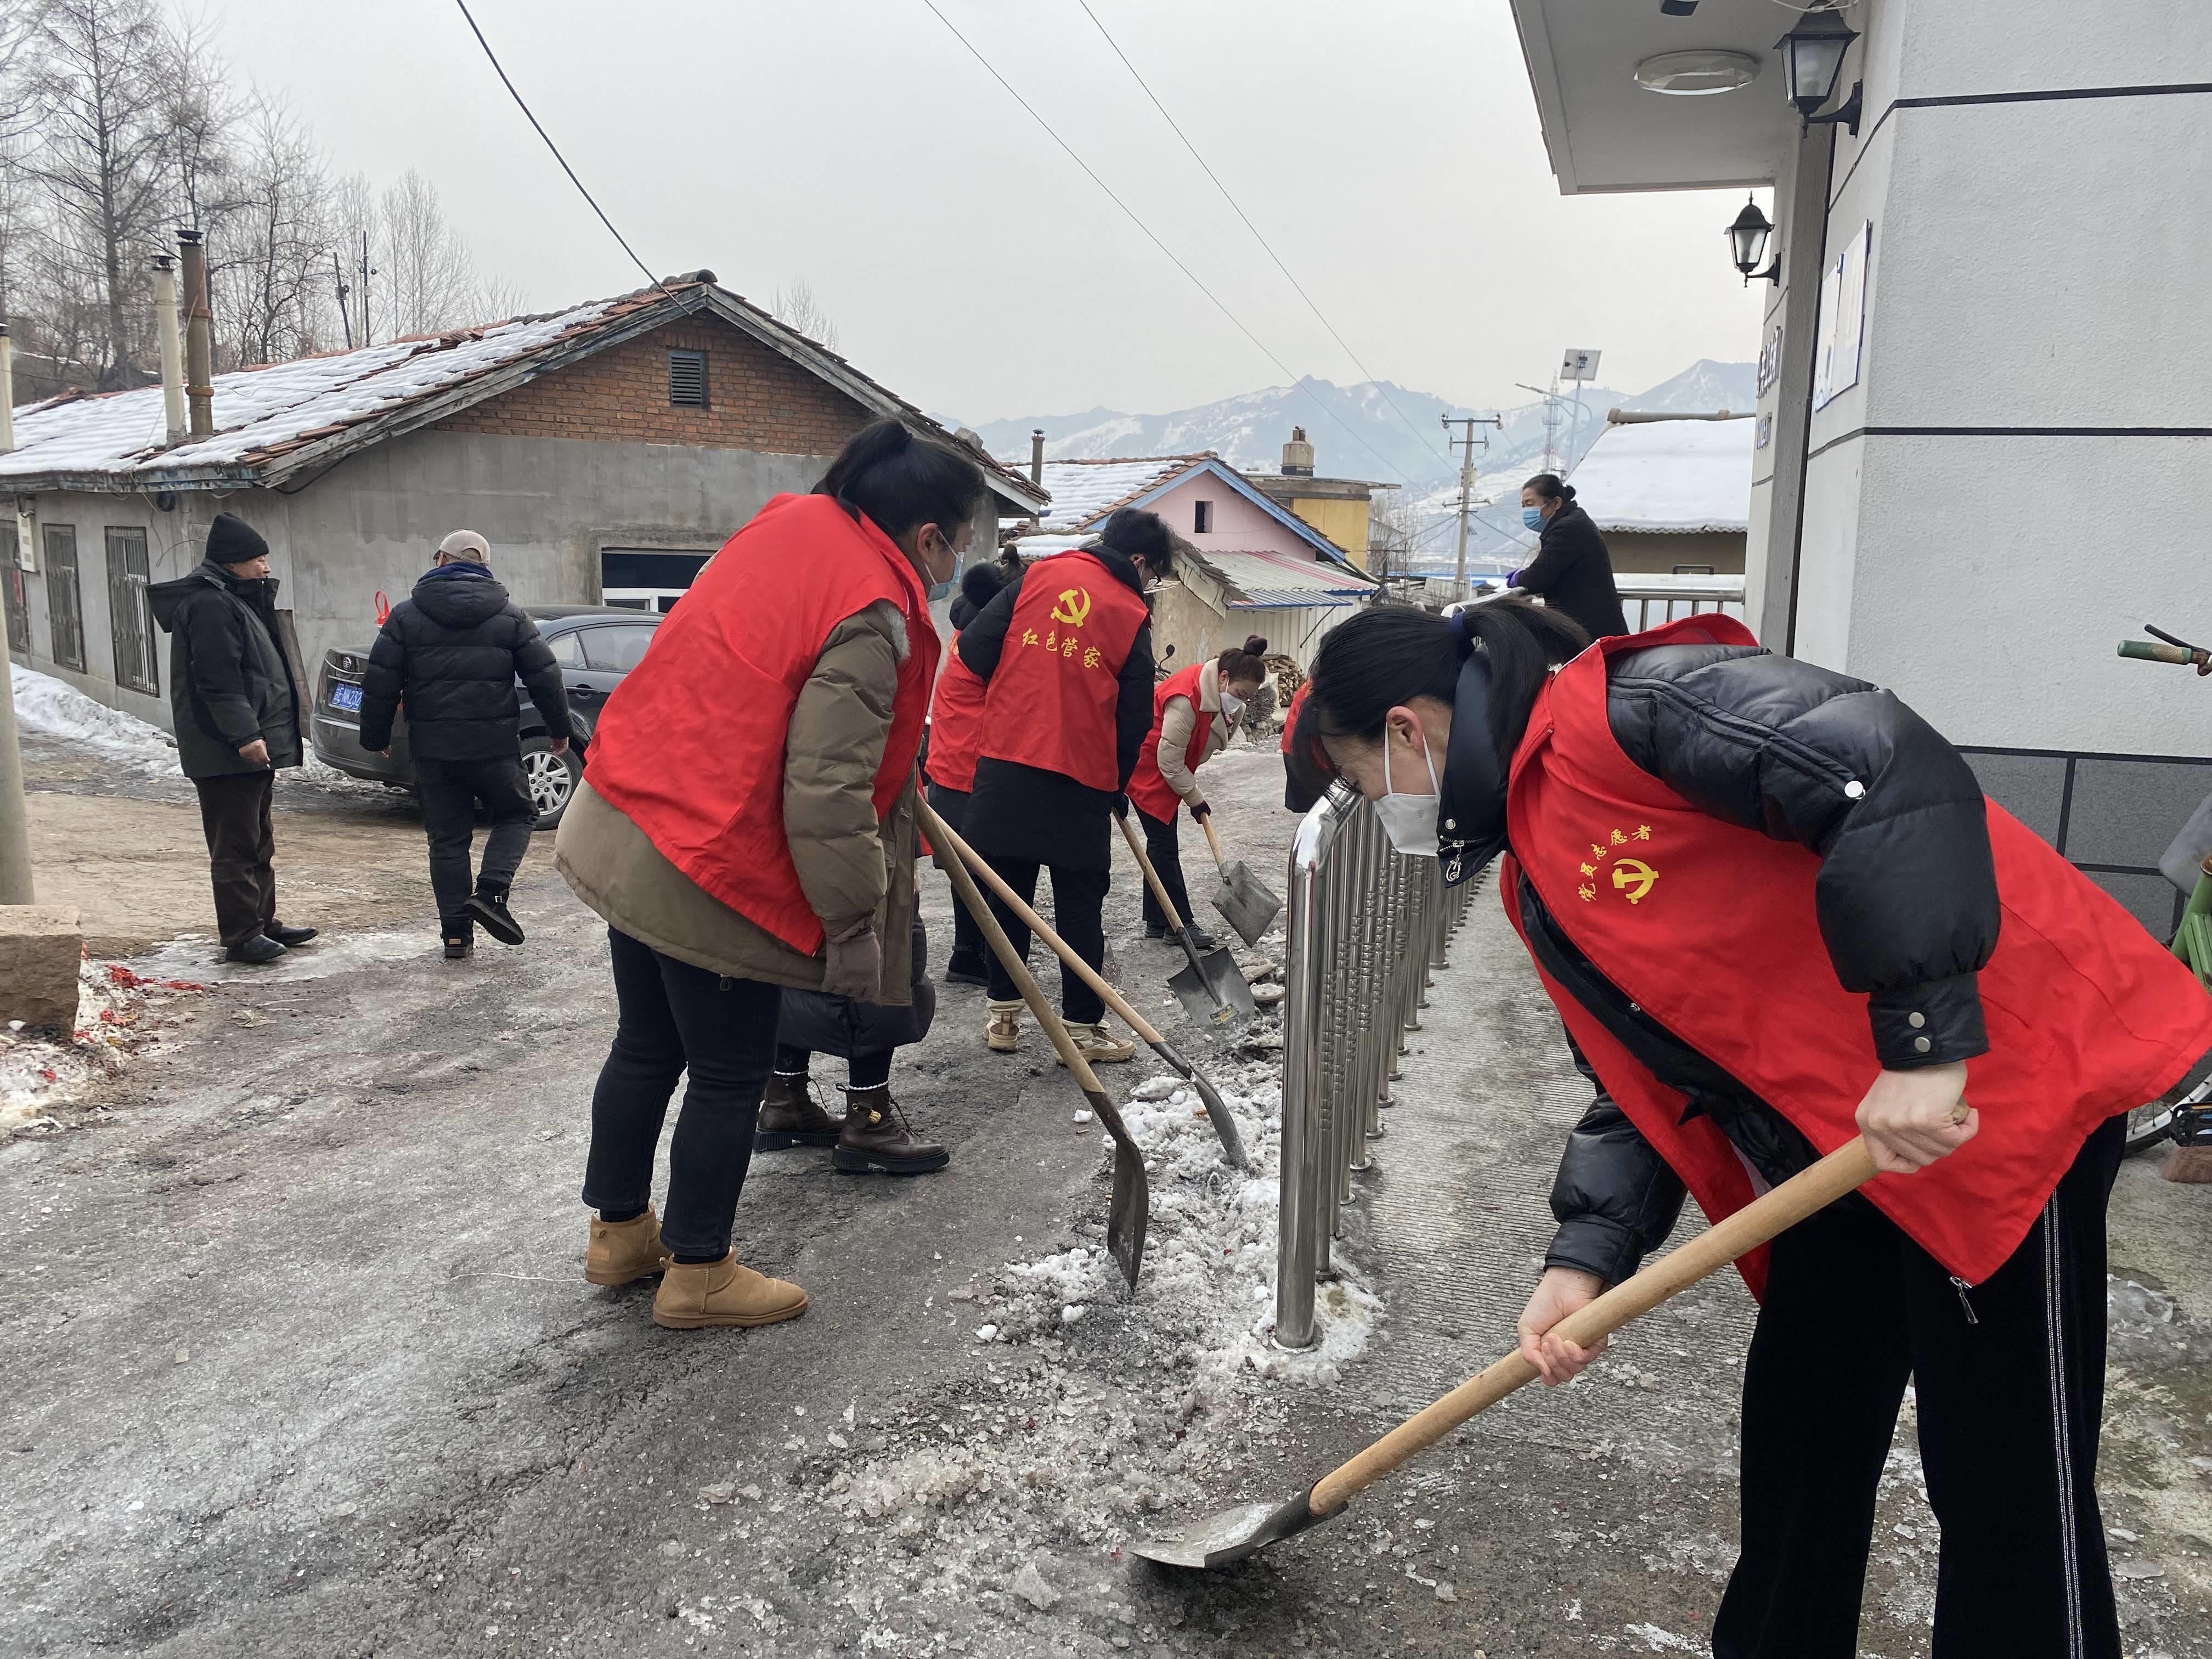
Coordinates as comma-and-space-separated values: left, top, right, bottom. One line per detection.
1199, 812, 1230, 872
1116, 810, 1189, 933
1308, 1134, 1881, 1514
920, 801, 1165, 1047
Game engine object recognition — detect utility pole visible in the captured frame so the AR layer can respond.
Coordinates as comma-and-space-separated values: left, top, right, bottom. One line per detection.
332, 250, 353, 349
359, 230, 373, 346
0, 321, 32, 902
1441, 411, 1504, 604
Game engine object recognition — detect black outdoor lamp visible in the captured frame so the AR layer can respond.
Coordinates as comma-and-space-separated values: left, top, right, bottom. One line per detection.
1778, 8, 1864, 135
1728, 197, 1781, 285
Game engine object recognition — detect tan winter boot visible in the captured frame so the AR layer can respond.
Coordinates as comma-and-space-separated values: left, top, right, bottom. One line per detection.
652, 1254, 809, 1330
584, 1206, 673, 1286
986, 998, 1023, 1054
1059, 1021, 1136, 1065
755, 1069, 841, 1150
833, 1084, 950, 1175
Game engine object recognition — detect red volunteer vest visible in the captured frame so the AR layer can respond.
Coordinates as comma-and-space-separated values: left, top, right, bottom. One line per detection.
1281, 680, 1311, 757
1505, 615, 2212, 1290
977, 550, 1149, 792
925, 650, 989, 794
585, 493, 940, 956
1126, 661, 1211, 820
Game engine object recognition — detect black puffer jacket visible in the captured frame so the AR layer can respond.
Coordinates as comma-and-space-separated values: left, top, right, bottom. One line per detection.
1536, 640, 2000, 1285
357, 565, 568, 761
778, 918, 935, 1057
146, 561, 304, 779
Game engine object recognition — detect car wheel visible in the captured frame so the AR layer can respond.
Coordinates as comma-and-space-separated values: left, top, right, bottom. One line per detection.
522, 737, 583, 830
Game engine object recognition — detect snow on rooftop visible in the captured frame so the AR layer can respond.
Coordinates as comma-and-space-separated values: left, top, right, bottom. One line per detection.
0, 298, 617, 482
1570, 417, 1753, 535
1206, 549, 1372, 607
1019, 457, 1203, 532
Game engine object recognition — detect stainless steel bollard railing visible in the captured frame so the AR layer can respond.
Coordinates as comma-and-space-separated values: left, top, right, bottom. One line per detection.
1274, 783, 1476, 1350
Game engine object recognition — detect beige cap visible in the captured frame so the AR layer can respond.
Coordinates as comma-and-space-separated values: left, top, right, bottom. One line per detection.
438, 529, 491, 562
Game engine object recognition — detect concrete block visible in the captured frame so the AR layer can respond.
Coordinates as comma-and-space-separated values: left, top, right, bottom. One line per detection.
0, 904, 82, 1031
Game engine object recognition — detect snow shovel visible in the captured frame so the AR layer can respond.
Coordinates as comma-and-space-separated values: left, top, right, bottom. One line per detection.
921, 802, 1249, 1171
1199, 813, 1283, 949
1116, 812, 1255, 1028
1131, 1114, 1956, 1569
934, 817, 1149, 1290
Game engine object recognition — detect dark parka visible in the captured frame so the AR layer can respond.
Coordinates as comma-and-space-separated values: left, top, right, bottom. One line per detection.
1513, 499, 1628, 641
146, 561, 306, 779
357, 565, 568, 760
1531, 640, 2002, 1286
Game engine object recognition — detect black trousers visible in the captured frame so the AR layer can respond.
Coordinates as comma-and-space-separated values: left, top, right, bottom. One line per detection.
416, 754, 535, 924
580, 928, 783, 1261
775, 1042, 891, 1091
1714, 1116, 2125, 1659
926, 781, 986, 970
1136, 806, 1193, 934
980, 857, 1108, 1025
193, 770, 278, 950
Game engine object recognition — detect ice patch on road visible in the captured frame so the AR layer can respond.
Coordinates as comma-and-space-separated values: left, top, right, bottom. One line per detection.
131, 928, 440, 983
10, 662, 176, 767
1, 960, 208, 1135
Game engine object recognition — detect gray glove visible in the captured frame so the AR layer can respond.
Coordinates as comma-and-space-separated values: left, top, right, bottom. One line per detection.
822, 922, 883, 1003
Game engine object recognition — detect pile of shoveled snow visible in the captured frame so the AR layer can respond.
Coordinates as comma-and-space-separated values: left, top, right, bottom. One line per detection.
0, 960, 208, 1135
10, 662, 177, 768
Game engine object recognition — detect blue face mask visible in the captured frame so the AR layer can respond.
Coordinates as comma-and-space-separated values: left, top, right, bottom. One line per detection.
1522, 506, 1545, 532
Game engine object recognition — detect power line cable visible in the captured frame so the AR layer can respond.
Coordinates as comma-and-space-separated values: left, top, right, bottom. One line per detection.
916, 0, 1413, 486
452, 0, 671, 298
1071, 0, 1451, 471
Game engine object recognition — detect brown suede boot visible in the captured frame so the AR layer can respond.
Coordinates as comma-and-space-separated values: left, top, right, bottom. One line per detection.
755, 1069, 841, 1150
652, 1254, 809, 1329
832, 1084, 950, 1176
584, 1207, 673, 1286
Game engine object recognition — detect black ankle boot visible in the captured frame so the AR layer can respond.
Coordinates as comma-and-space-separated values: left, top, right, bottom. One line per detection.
441, 917, 474, 960
467, 885, 524, 946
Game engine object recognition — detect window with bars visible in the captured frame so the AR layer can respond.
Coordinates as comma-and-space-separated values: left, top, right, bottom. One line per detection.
668, 348, 708, 408
106, 527, 157, 695
1, 526, 24, 658
44, 524, 84, 671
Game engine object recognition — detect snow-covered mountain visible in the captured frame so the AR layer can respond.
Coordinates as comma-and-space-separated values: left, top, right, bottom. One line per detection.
968, 359, 1756, 495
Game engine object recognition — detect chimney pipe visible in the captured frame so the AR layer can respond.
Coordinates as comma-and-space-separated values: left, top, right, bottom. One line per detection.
0, 323, 14, 455
177, 228, 214, 439
1030, 428, 1044, 487
151, 254, 185, 448
1282, 425, 1315, 478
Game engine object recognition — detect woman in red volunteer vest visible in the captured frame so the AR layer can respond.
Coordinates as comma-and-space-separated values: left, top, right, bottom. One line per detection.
1304, 600, 2212, 1658
553, 420, 979, 1332
956, 508, 1175, 1062
1125, 635, 1271, 950
923, 560, 1012, 986
1279, 677, 1326, 814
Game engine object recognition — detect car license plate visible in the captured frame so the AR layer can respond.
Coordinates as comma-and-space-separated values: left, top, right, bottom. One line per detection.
330, 682, 363, 713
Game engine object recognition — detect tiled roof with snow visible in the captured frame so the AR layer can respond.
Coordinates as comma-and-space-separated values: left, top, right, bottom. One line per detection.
0, 277, 1047, 505
1569, 417, 1753, 535
1019, 456, 1210, 532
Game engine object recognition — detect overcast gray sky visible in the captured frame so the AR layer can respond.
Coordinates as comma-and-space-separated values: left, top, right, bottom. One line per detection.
204, 0, 1769, 423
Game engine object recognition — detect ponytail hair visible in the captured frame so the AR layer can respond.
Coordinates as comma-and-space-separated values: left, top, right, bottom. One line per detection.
1307, 599, 1585, 766
1523, 471, 1576, 506
814, 417, 985, 541
1217, 634, 1269, 685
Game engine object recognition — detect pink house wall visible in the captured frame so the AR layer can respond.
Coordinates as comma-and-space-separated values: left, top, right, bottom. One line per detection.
1147, 474, 1321, 562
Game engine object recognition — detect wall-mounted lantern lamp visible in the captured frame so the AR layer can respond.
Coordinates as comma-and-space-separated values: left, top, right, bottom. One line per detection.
1777, 8, 1863, 135
1728, 198, 1782, 285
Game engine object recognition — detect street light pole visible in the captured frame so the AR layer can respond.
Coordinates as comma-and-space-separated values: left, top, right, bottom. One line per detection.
1441, 412, 1503, 603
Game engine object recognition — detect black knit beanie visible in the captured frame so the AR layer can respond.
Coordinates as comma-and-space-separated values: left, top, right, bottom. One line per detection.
206, 512, 269, 567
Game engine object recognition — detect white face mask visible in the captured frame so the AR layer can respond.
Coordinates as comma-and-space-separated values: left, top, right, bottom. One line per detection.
1220, 691, 1245, 721
1374, 724, 1441, 858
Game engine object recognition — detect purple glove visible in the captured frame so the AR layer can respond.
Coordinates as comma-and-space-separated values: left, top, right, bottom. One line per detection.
1505, 568, 1523, 589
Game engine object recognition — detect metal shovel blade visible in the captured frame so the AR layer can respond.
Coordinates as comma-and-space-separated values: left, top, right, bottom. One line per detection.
1170, 941, 1256, 1028
1102, 1129, 1149, 1291
1210, 860, 1283, 949
1128, 1487, 1340, 1570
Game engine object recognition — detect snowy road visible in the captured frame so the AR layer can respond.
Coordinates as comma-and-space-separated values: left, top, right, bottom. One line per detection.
2, 723, 2209, 1657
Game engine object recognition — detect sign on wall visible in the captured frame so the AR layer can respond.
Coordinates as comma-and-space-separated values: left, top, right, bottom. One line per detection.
1756, 323, 1783, 396
1812, 221, 1871, 411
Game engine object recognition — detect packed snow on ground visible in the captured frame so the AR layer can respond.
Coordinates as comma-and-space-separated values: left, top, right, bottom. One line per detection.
10, 663, 387, 796
0, 958, 208, 1136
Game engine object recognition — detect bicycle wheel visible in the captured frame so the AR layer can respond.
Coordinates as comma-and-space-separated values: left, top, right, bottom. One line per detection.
2125, 1076, 2212, 1156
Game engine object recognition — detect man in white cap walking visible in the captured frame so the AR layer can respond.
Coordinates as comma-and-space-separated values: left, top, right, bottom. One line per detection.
358, 531, 571, 957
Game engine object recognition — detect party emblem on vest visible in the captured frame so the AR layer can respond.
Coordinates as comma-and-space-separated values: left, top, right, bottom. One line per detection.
1577, 825, 1657, 906
1050, 588, 1093, 628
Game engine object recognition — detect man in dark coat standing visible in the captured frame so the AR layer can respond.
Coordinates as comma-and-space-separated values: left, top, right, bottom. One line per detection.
146, 512, 317, 965
358, 531, 569, 958
1509, 473, 1628, 640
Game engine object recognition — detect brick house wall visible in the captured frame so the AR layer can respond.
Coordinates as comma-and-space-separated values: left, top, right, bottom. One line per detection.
433, 318, 874, 454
